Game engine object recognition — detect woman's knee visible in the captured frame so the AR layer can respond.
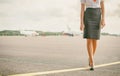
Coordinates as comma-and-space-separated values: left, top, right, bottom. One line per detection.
92, 39, 97, 43
87, 39, 92, 42
87, 39, 93, 44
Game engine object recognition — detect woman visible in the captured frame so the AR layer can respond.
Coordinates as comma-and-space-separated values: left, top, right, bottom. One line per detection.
80, 0, 105, 70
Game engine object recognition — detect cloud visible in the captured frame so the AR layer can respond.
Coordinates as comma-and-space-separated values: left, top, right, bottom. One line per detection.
0, 0, 11, 4
0, 0, 120, 34
0, 0, 79, 27
115, 4, 120, 17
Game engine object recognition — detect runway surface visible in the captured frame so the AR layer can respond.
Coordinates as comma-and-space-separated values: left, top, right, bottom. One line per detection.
0, 36, 120, 76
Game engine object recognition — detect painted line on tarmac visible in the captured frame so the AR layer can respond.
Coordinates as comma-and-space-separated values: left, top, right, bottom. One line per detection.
9, 61, 120, 76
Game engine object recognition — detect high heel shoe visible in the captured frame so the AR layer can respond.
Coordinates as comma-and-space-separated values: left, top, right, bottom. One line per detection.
90, 66, 94, 70
88, 59, 94, 71
89, 63, 94, 71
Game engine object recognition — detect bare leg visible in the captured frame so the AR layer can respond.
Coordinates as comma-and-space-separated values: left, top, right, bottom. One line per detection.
87, 39, 93, 66
92, 39, 97, 56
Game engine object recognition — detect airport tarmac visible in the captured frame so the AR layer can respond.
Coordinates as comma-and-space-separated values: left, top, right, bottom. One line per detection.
0, 36, 120, 76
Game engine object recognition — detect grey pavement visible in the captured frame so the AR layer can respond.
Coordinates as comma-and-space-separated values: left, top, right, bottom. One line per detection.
0, 36, 120, 76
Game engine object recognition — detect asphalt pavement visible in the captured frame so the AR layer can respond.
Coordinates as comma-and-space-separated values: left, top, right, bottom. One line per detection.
0, 36, 120, 76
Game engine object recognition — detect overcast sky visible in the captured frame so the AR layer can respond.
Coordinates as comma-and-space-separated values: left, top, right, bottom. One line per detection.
0, 0, 120, 34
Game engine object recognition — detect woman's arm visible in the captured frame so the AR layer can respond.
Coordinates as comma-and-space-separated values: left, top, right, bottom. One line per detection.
100, 0, 105, 28
80, 3, 85, 31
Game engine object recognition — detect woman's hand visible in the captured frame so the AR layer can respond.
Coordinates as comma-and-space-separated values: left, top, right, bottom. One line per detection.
100, 1, 105, 29
80, 23, 85, 31
80, 3, 85, 31
101, 19, 105, 29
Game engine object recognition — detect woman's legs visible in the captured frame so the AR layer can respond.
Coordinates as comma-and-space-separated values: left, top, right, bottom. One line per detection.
92, 39, 97, 55
87, 39, 94, 65
87, 39, 97, 68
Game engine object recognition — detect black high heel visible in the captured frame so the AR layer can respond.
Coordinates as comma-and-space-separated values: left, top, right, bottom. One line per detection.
88, 59, 94, 71
89, 63, 94, 71
90, 66, 94, 71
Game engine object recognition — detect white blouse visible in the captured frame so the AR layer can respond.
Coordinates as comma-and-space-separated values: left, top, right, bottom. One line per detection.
81, 0, 104, 8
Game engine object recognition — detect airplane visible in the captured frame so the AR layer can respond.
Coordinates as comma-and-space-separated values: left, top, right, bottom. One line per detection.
20, 30, 39, 36
62, 25, 81, 37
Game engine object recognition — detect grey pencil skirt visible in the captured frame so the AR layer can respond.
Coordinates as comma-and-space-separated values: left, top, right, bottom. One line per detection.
84, 8, 101, 40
